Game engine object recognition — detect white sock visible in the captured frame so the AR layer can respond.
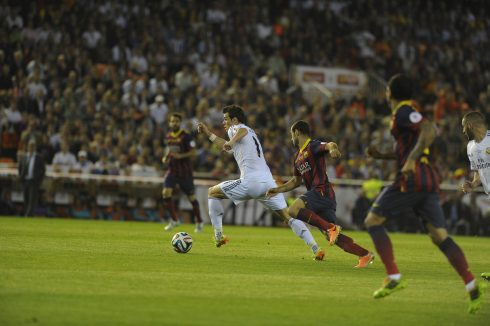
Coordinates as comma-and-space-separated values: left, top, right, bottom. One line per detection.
465, 279, 476, 292
388, 274, 401, 281
209, 198, 224, 240
288, 218, 319, 253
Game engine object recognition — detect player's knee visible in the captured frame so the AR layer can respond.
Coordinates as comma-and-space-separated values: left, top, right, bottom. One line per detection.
364, 212, 384, 228
428, 228, 448, 245
162, 189, 172, 199
275, 208, 289, 222
287, 205, 299, 218
208, 186, 221, 198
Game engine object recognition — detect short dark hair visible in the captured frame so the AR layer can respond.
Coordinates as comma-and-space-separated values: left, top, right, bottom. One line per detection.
223, 105, 246, 123
388, 74, 413, 101
291, 120, 310, 136
169, 112, 183, 121
463, 111, 486, 125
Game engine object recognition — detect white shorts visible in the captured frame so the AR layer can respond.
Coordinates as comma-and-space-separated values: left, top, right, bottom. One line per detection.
218, 178, 287, 211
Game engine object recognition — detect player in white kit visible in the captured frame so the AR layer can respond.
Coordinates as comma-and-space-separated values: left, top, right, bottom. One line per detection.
461, 110, 490, 283
197, 105, 325, 259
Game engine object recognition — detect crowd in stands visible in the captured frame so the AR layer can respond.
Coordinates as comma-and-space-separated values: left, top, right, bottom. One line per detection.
1, 0, 489, 233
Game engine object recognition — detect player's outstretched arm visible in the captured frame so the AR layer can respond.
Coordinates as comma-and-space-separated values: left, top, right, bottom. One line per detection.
266, 176, 303, 197
366, 145, 396, 160
162, 147, 170, 164
197, 121, 227, 149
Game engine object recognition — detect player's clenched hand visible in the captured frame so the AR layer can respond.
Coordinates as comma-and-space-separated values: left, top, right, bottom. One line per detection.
326, 142, 341, 158
329, 147, 341, 159
197, 121, 209, 135
223, 141, 233, 151
265, 188, 279, 198
461, 181, 473, 194
401, 159, 416, 175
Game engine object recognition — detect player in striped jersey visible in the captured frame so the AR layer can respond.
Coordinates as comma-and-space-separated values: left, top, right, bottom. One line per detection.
266, 120, 374, 268
162, 113, 203, 232
365, 74, 483, 313
197, 105, 330, 259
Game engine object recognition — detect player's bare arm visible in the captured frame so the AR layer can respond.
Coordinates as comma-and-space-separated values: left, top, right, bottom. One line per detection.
326, 142, 341, 159
197, 121, 227, 149
223, 128, 247, 151
265, 176, 303, 197
461, 172, 481, 193
162, 146, 170, 163
366, 145, 397, 160
402, 120, 436, 175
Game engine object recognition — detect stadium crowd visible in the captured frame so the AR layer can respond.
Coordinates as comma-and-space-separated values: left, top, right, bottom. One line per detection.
0, 0, 489, 233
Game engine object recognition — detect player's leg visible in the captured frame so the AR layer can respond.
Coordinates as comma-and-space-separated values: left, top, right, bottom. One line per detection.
287, 193, 341, 245
187, 193, 204, 232
162, 175, 180, 231
365, 187, 407, 298
180, 178, 203, 233
419, 193, 483, 313
427, 223, 484, 313
258, 180, 324, 258
322, 205, 373, 267
208, 184, 228, 246
270, 203, 324, 260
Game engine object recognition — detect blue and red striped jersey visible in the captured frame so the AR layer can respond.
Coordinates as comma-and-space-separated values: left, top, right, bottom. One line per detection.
390, 100, 439, 192
293, 139, 335, 200
165, 129, 195, 178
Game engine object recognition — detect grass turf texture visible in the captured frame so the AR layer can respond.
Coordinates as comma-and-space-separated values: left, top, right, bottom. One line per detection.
0, 217, 488, 325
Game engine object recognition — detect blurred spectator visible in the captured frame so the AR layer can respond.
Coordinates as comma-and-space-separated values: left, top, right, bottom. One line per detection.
52, 142, 77, 173
73, 150, 93, 174
149, 95, 168, 127
92, 151, 117, 175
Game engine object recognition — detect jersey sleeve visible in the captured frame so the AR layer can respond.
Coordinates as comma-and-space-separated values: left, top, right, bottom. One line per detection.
467, 143, 476, 170
310, 140, 329, 155
395, 105, 424, 130
182, 133, 195, 152
227, 126, 236, 139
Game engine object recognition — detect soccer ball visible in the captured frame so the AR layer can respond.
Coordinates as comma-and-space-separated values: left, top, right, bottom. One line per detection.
171, 232, 193, 253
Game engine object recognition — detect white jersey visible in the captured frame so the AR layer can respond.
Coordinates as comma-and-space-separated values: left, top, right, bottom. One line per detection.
227, 123, 274, 180
467, 130, 490, 194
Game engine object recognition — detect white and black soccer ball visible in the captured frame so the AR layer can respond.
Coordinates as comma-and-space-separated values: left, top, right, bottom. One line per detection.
171, 232, 193, 253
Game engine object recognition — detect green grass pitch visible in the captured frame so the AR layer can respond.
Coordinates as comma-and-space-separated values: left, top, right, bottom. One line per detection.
0, 217, 488, 325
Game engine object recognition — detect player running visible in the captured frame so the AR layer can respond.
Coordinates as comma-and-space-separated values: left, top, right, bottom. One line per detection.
162, 113, 203, 232
266, 120, 375, 268
460, 111, 490, 284
197, 105, 332, 260
365, 74, 484, 313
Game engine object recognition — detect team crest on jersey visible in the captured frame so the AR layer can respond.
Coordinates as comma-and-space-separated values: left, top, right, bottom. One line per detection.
409, 111, 423, 123
302, 152, 309, 159
486, 147, 490, 155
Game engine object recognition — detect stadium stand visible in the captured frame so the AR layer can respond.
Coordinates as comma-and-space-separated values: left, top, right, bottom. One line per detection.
0, 0, 489, 234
